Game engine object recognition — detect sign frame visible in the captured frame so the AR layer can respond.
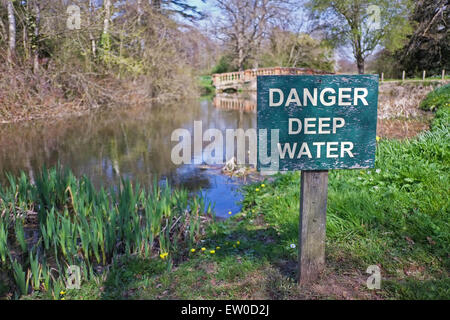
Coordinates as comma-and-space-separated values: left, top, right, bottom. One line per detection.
257, 74, 379, 172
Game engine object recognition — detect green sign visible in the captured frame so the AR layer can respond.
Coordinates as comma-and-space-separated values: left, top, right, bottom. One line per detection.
257, 75, 378, 171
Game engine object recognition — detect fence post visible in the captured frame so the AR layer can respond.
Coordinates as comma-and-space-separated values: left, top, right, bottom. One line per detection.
443, 70, 446, 81
381, 72, 384, 82
423, 70, 426, 81
402, 71, 405, 81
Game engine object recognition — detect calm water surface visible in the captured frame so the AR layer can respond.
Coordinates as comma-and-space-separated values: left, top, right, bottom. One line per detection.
0, 96, 257, 218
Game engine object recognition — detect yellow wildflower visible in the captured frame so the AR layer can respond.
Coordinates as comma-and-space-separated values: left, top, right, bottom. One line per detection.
236, 241, 240, 245
228, 211, 232, 215
216, 246, 220, 250
210, 250, 215, 254
376, 136, 381, 142
159, 252, 168, 259
60, 291, 66, 295
255, 188, 260, 192
190, 248, 196, 253
201, 247, 206, 251
261, 184, 265, 188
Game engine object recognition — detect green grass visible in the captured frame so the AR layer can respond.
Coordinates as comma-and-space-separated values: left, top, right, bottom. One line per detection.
420, 83, 450, 112
40, 217, 297, 300
198, 76, 215, 96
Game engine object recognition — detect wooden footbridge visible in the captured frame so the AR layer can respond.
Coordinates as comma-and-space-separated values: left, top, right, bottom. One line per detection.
212, 67, 332, 92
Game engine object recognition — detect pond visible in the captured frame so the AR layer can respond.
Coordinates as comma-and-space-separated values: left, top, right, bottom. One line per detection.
0, 96, 258, 218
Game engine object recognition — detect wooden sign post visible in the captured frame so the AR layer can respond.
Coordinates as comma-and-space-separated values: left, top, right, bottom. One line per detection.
257, 75, 379, 285
299, 170, 328, 284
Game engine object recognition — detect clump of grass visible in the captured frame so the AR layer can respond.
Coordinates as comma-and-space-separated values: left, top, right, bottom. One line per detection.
198, 75, 215, 96
420, 83, 450, 112
0, 167, 212, 298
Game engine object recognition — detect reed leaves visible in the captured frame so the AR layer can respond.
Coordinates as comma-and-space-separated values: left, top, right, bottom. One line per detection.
0, 167, 210, 298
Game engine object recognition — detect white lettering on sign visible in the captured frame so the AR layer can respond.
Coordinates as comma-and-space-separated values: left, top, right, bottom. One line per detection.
338, 88, 352, 106
288, 118, 302, 134
354, 88, 369, 105
320, 88, 336, 106
267, 85, 368, 162
285, 88, 301, 106
277, 141, 354, 159
288, 118, 346, 135
269, 87, 368, 107
269, 89, 284, 107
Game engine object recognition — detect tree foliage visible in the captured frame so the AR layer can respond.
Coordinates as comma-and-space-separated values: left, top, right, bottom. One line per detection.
212, 0, 293, 71
398, 0, 449, 75
260, 28, 334, 72
306, 0, 413, 73
0, 0, 209, 120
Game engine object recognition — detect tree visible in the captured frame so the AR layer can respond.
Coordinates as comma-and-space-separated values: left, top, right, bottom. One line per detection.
306, 0, 413, 74
399, 0, 449, 75
0, 8, 7, 45
151, 0, 205, 21
32, 0, 41, 73
6, 0, 16, 62
0, 0, 209, 115
100, 0, 112, 59
260, 28, 334, 71
213, 0, 292, 71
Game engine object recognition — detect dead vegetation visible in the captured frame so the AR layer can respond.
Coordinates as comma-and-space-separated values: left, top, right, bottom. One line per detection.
378, 82, 444, 119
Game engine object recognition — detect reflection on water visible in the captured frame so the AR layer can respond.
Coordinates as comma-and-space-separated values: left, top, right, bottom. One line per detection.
213, 92, 256, 113
0, 98, 255, 217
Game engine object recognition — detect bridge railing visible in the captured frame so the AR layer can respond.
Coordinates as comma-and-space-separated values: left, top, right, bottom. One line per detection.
212, 67, 332, 88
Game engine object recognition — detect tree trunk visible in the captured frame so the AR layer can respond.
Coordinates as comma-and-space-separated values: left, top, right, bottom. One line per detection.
137, 0, 143, 25
356, 54, 365, 74
153, 0, 161, 10
101, 0, 112, 60
0, 17, 6, 43
237, 32, 245, 71
103, 0, 111, 36
33, 1, 41, 74
238, 48, 244, 71
7, 0, 16, 62
89, 0, 97, 58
